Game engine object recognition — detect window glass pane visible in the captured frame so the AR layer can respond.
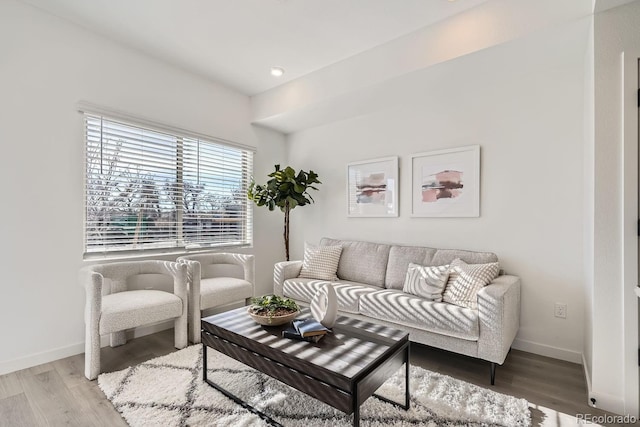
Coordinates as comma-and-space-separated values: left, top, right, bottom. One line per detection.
182, 138, 252, 248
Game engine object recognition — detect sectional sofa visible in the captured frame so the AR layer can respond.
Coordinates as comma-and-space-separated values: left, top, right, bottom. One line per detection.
273, 237, 521, 384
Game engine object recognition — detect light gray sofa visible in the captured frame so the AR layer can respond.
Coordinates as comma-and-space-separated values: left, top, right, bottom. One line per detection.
273, 237, 521, 384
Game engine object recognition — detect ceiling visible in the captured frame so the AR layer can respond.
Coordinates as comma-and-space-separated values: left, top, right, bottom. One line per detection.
20, 0, 490, 95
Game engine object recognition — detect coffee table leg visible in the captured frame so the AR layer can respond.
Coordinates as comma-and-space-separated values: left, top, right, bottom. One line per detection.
404, 342, 410, 409
354, 347, 412, 427
372, 342, 411, 411
353, 383, 360, 427
202, 343, 208, 381
202, 343, 284, 427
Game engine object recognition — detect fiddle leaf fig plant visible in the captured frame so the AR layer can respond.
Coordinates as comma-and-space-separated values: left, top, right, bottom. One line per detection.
247, 165, 321, 261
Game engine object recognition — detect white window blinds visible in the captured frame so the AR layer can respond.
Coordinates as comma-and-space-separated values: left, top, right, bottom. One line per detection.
84, 113, 253, 255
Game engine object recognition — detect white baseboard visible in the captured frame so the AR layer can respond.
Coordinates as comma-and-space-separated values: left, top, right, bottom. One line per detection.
0, 342, 86, 376
587, 390, 626, 416
0, 303, 248, 377
511, 338, 582, 363
582, 353, 592, 396
0, 321, 175, 376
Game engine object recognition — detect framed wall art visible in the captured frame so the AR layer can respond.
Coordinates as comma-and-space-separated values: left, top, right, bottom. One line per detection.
411, 145, 480, 217
347, 156, 398, 217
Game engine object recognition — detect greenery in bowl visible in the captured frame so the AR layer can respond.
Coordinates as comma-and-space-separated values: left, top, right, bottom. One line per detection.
249, 294, 299, 317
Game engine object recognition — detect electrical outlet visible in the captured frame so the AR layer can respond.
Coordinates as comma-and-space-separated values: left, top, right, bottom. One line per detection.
554, 303, 567, 319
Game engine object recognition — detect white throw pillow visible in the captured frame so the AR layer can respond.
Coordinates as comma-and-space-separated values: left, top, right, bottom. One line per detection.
402, 263, 450, 301
442, 258, 500, 309
298, 243, 342, 281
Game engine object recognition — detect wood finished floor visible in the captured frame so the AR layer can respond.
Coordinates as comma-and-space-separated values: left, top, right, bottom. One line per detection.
0, 329, 634, 427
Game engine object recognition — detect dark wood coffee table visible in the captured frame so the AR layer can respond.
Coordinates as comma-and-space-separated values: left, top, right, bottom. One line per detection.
201, 306, 410, 427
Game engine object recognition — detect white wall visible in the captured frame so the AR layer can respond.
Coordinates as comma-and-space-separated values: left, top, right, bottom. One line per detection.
286, 20, 590, 363
591, 0, 640, 416
0, 0, 286, 374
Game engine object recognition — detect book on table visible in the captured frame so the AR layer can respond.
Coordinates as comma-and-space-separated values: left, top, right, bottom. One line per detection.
282, 325, 324, 343
293, 318, 330, 337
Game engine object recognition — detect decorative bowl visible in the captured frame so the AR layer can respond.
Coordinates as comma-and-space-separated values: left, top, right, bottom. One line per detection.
247, 307, 299, 326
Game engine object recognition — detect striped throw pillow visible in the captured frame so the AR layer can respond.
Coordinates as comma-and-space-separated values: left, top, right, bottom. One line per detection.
298, 243, 342, 281
402, 263, 450, 301
442, 258, 500, 309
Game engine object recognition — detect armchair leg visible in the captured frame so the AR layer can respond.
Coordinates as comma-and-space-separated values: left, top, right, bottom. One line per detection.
85, 327, 101, 380
189, 310, 202, 344
174, 316, 188, 349
490, 362, 496, 385
110, 331, 126, 347
188, 323, 199, 344
189, 311, 197, 344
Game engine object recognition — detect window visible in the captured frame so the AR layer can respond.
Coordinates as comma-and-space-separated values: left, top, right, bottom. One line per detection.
83, 112, 253, 255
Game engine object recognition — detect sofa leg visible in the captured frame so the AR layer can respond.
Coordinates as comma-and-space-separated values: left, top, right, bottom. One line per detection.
490, 362, 496, 385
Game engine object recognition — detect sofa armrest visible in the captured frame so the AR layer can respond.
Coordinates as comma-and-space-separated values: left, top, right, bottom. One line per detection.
476, 274, 521, 364
273, 261, 303, 296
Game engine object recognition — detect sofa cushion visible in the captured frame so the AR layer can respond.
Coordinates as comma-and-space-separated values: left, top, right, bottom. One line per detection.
431, 249, 498, 266
321, 238, 390, 287
385, 245, 438, 289
283, 278, 381, 314
442, 259, 500, 309
298, 243, 342, 281
402, 263, 450, 301
359, 289, 479, 341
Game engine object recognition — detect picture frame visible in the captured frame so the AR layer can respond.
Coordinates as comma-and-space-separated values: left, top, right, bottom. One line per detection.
410, 145, 480, 217
347, 156, 399, 217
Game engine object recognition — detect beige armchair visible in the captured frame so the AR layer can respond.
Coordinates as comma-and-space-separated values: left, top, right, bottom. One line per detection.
79, 260, 188, 380
177, 253, 254, 343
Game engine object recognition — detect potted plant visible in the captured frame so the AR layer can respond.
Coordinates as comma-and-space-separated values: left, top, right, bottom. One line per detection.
248, 295, 300, 326
247, 165, 321, 261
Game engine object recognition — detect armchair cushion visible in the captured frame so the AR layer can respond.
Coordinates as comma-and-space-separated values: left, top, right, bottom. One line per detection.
200, 277, 253, 309
100, 290, 183, 334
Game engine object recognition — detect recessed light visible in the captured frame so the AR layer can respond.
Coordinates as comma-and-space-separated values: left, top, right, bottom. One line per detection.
270, 67, 285, 77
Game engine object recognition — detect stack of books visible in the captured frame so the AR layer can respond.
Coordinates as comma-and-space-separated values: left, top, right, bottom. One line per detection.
282, 318, 330, 343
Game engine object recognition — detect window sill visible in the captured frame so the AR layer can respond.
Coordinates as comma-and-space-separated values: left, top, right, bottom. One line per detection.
82, 244, 252, 263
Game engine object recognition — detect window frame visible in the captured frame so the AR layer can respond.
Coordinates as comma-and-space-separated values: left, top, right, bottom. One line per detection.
80, 103, 255, 258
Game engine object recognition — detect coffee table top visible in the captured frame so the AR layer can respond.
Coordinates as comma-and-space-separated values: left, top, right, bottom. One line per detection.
202, 306, 408, 386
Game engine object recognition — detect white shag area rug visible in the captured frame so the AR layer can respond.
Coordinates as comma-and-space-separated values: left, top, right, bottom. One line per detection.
98, 345, 531, 427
